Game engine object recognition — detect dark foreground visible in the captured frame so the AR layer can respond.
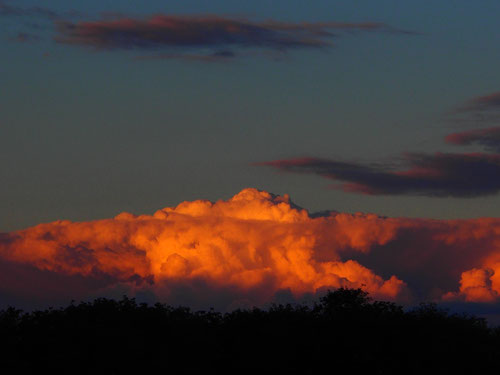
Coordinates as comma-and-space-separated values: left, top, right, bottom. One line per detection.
1, 288, 499, 374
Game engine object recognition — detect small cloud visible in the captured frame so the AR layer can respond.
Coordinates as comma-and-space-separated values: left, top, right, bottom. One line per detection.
446, 126, 500, 153
449, 92, 500, 127
52, 14, 413, 59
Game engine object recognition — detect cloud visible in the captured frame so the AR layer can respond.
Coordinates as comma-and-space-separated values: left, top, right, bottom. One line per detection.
0, 1, 57, 19
2, 188, 500, 310
449, 92, 500, 126
53, 14, 411, 58
0, 1, 79, 20
258, 109, 500, 198
1, 3, 414, 61
458, 92, 500, 113
257, 152, 500, 198
446, 127, 500, 153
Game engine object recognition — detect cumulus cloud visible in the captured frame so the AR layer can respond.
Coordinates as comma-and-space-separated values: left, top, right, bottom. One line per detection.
1, 188, 500, 309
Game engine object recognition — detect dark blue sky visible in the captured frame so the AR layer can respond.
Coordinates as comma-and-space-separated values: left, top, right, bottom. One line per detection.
2, 0, 500, 231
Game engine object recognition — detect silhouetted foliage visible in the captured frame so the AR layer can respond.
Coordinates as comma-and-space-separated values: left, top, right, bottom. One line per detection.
1, 288, 499, 374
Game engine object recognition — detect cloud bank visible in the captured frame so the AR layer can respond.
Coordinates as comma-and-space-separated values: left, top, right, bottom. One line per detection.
1, 188, 500, 310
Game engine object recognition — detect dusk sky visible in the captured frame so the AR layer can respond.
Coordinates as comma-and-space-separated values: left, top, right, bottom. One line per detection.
2, 1, 500, 315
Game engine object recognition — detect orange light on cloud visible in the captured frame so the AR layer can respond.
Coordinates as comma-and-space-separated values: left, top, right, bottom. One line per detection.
1, 188, 500, 307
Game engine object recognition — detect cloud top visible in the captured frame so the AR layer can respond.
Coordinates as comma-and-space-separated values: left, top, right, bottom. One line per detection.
2, 188, 500, 309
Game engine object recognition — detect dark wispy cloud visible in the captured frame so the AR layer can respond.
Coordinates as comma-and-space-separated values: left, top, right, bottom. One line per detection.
53, 15, 411, 56
259, 90, 500, 199
446, 127, 500, 153
256, 153, 500, 198
0, 1, 79, 20
449, 92, 500, 126
0, 1, 57, 18
1, 2, 415, 62
458, 92, 500, 113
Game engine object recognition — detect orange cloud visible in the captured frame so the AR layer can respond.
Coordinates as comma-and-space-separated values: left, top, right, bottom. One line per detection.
1, 188, 500, 309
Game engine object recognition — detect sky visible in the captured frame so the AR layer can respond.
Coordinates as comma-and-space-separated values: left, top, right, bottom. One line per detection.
2, 1, 500, 316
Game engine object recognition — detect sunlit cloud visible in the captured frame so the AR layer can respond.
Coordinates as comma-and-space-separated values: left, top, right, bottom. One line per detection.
1, 188, 500, 310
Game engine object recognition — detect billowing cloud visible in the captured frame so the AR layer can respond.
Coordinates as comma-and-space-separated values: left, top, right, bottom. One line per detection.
446, 127, 500, 152
257, 152, 500, 197
1, 188, 500, 310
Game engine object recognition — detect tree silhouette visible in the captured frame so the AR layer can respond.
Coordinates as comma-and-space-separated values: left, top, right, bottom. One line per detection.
0, 289, 499, 374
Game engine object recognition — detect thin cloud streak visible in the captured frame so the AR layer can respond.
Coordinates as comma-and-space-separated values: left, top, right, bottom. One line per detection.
258, 109, 500, 198
53, 14, 412, 58
0, 1, 80, 20
458, 92, 500, 113
446, 127, 500, 153
449, 91, 500, 127
256, 153, 500, 198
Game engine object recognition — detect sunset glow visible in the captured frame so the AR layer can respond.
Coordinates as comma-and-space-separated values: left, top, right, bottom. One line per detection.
2, 188, 500, 309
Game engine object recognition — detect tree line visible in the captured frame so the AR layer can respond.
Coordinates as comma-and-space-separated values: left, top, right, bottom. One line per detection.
1, 288, 499, 374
